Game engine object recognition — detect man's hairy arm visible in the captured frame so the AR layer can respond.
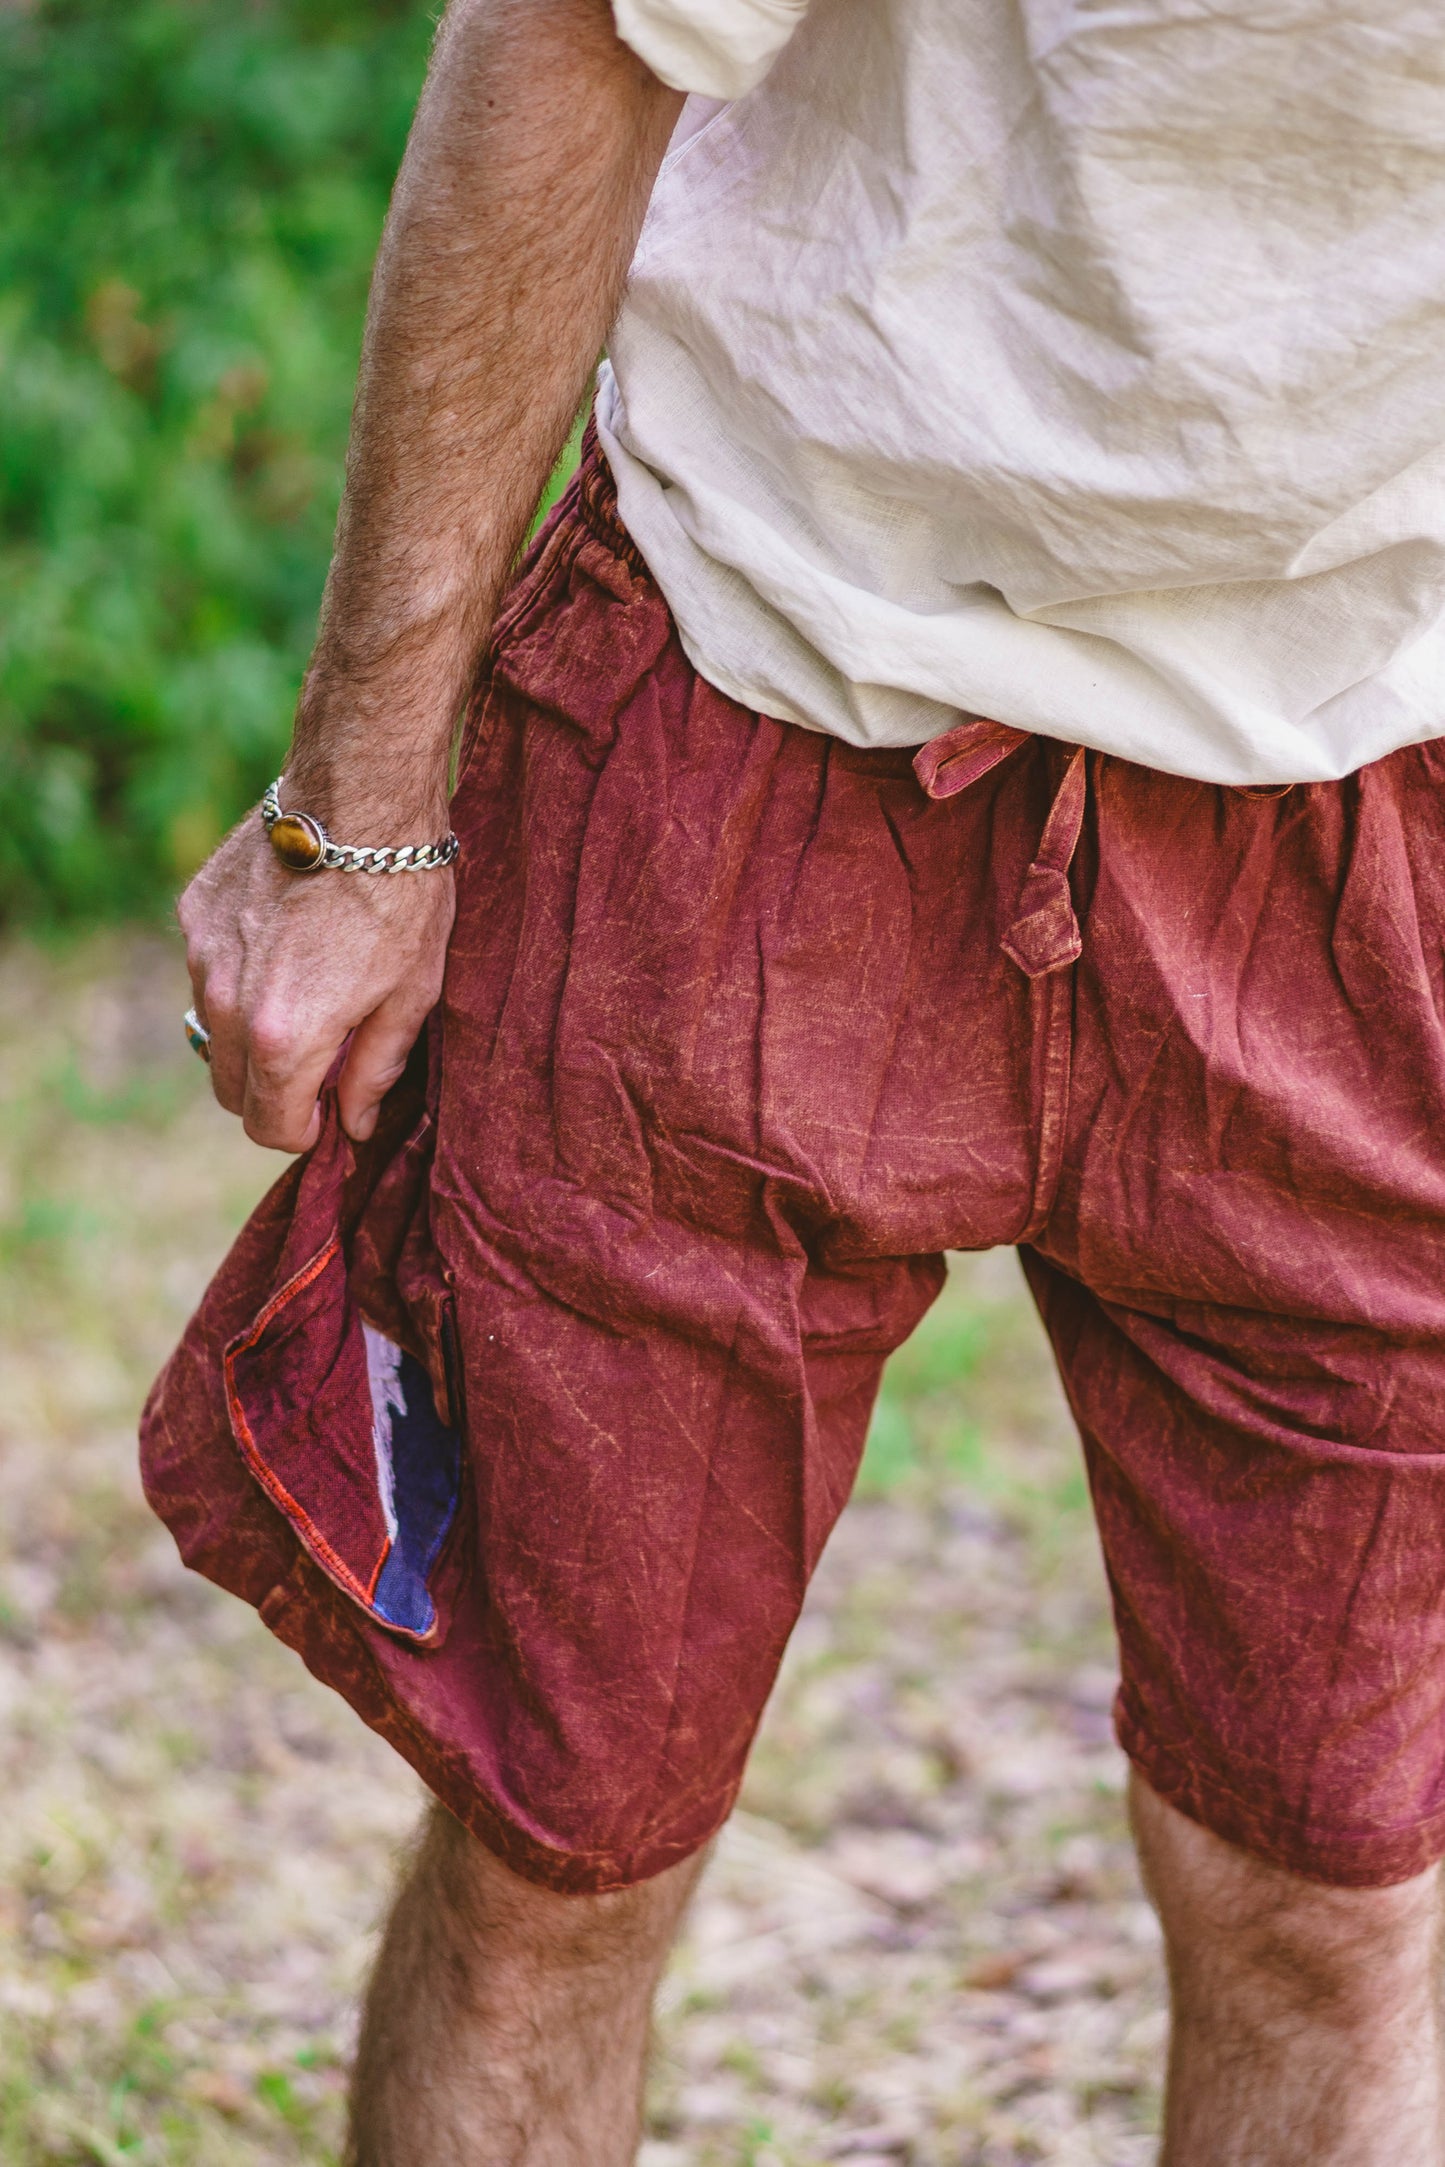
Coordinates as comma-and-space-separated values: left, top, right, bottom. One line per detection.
179, 0, 682, 1151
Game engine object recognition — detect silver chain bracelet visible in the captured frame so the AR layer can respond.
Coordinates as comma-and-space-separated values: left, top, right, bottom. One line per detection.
260, 779, 459, 876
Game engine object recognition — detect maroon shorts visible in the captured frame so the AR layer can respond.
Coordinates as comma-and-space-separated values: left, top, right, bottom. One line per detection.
143, 436, 1445, 1893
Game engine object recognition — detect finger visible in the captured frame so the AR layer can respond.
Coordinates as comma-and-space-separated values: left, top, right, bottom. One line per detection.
337, 995, 431, 1142
192, 975, 247, 1117
241, 1010, 341, 1153
178, 899, 243, 1116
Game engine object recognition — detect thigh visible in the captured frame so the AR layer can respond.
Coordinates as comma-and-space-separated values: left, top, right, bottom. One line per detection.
1032, 744, 1445, 1886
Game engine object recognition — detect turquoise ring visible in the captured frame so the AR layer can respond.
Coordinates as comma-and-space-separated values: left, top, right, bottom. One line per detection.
183, 1006, 212, 1064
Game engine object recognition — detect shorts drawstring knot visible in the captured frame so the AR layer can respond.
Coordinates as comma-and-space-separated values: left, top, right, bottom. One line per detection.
913, 717, 1087, 978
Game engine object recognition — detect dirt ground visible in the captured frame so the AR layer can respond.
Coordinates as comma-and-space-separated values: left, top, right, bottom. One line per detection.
0, 932, 1165, 2165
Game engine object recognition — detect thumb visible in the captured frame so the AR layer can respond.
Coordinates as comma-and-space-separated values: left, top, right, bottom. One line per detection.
337, 995, 430, 1142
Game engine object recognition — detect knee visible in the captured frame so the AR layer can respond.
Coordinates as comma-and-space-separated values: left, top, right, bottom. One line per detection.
1129, 1774, 1441, 2026
416, 1804, 705, 1975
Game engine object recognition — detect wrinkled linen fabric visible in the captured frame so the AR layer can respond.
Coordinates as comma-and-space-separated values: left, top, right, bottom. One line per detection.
144, 442, 1445, 1891
611, 0, 807, 98
599, 0, 1445, 785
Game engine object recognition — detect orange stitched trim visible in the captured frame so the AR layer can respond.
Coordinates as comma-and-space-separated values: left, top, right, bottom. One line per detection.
223, 1238, 384, 1613
234, 1239, 338, 1343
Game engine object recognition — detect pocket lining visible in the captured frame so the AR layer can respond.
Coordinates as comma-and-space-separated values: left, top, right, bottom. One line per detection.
223, 1236, 447, 1644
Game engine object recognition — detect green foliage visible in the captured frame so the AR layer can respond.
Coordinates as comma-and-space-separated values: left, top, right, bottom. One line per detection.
0, 0, 436, 919
858, 1296, 986, 1495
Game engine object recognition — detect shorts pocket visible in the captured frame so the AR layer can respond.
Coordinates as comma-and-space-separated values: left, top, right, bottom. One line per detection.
223, 1164, 465, 1650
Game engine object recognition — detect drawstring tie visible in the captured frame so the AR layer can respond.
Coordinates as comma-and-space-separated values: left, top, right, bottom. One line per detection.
913, 715, 1085, 1240
913, 717, 1087, 977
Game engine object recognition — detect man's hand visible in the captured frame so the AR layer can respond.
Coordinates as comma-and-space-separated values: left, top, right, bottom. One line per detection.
180, 0, 681, 1151
179, 809, 455, 1152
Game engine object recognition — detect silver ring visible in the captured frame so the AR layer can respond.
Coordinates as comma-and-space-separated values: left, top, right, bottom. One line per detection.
183, 1007, 212, 1065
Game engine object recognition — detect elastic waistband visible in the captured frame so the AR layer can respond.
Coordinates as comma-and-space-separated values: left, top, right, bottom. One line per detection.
573, 416, 648, 576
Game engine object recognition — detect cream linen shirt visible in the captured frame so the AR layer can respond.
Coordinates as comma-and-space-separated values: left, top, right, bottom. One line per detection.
597, 0, 1445, 785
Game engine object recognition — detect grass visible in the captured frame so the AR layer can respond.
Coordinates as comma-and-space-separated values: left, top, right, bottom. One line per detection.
860, 1262, 1091, 1539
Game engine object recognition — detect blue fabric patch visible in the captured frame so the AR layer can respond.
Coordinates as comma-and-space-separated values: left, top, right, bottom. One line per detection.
370, 1346, 462, 1637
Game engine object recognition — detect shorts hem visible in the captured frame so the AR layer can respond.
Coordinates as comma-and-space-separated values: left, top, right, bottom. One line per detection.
1118, 1690, 1445, 1889
261, 1559, 733, 1896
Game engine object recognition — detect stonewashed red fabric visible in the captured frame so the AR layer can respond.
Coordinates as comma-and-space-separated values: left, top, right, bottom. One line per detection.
143, 434, 1445, 1893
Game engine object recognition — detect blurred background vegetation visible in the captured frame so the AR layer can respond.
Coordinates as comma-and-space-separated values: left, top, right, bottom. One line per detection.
1, 0, 450, 921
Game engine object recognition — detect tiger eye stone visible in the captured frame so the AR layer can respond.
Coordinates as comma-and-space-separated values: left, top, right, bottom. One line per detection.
269, 812, 326, 872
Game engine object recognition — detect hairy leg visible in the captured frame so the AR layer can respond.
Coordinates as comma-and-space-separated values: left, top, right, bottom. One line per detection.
1131, 1772, 1444, 2166
346, 1805, 706, 2167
